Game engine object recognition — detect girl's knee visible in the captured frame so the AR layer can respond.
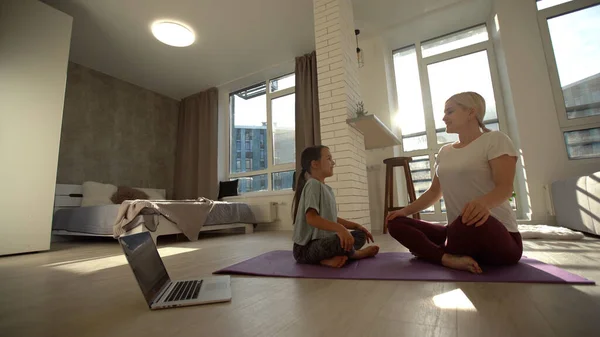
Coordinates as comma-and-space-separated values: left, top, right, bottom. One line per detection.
352, 230, 366, 238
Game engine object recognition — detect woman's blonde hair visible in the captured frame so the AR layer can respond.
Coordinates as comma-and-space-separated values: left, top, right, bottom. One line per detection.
447, 91, 491, 132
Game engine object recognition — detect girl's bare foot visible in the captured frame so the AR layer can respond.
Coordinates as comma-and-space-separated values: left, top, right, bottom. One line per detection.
320, 255, 348, 268
441, 254, 482, 274
351, 246, 380, 260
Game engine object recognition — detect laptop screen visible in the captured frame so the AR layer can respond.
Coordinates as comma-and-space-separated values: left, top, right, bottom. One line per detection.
119, 232, 170, 306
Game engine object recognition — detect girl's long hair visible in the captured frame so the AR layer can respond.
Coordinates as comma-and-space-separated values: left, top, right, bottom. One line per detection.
291, 145, 328, 222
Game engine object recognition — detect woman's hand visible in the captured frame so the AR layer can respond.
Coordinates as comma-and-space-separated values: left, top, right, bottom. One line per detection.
356, 225, 375, 243
461, 199, 490, 226
385, 209, 408, 223
336, 229, 355, 251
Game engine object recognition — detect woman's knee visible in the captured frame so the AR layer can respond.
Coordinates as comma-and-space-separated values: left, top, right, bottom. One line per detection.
449, 215, 502, 227
387, 217, 410, 232
486, 252, 522, 266
505, 246, 523, 265
507, 254, 522, 265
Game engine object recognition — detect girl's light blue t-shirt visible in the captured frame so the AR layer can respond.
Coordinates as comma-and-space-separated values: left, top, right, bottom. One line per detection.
292, 178, 338, 246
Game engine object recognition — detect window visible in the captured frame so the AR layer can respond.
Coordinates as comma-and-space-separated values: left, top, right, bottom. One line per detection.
229, 74, 296, 193
564, 127, 600, 159
408, 156, 434, 214
421, 25, 489, 58
270, 73, 295, 93
236, 174, 268, 194
392, 24, 514, 221
537, 0, 573, 10
272, 93, 296, 165
539, 1, 600, 159
428, 50, 499, 144
393, 47, 427, 152
259, 130, 265, 148
272, 170, 294, 191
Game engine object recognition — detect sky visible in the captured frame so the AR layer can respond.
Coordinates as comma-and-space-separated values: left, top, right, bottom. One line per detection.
547, 3, 600, 86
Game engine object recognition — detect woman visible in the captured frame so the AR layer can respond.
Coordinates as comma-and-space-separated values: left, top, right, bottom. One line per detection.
386, 92, 522, 274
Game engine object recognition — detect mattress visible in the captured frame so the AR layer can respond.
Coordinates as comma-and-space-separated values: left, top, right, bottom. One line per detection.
52, 201, 256, 236
205, 201, 256, 225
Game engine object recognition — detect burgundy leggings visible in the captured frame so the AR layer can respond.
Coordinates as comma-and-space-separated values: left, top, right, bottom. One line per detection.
387, 216, 523, 265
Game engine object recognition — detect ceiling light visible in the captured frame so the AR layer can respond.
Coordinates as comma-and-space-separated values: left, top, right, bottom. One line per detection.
151, 21, 195, 47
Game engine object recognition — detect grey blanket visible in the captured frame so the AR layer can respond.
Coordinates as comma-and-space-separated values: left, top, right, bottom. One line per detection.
112, 198, 214, 241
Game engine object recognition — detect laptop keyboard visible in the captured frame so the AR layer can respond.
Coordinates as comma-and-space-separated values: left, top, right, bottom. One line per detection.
164, 280, 203, 303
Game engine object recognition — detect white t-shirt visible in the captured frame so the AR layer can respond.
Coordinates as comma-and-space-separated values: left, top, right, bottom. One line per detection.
435, 131, 519, 232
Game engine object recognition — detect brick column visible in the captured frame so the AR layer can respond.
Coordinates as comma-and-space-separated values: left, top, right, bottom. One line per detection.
313, 0, 370, 228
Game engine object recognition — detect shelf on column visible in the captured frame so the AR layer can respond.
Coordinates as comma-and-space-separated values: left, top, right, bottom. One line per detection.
346, 114, 401, 150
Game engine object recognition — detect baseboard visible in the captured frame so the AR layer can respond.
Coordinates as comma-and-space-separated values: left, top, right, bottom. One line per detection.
255, 223, 292, 231
51, 235, 72, 243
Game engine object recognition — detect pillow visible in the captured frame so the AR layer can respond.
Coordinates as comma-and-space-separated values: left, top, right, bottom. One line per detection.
218, 180, 238, 199
111, 186, 149, 204
81, 181, 117, 207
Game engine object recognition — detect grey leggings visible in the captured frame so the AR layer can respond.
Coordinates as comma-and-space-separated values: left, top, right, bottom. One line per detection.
293, 230, 367, 264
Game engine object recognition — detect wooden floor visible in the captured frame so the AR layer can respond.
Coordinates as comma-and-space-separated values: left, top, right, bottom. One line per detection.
1, 231, 599, 337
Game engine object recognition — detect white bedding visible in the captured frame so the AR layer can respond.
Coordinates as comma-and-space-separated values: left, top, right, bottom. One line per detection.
518, 224, 585, 240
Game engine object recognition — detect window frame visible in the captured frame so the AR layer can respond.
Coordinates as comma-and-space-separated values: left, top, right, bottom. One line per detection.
537, 0, 600, 160
227, 74, 296, 194
391, 24, 516, 221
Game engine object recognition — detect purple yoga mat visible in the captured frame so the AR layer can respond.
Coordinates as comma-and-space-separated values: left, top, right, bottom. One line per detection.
214, 250, 595, 285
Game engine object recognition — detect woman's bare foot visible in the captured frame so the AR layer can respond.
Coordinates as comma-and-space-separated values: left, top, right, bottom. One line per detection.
320, 255, 348, 268
441, 254, 482, 274
351, 246, 380, 260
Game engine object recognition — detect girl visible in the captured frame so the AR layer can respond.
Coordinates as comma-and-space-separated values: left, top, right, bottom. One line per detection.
386, 92, 522, 274
292, 145, 379, 268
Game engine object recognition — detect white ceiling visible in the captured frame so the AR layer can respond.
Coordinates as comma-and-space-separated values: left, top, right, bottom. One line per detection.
43, 0, 316, 99
43, 0, 491, 100
354, 0, 492, 44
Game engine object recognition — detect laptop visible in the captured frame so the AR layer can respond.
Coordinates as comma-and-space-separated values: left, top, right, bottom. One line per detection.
118, 231, 231, 310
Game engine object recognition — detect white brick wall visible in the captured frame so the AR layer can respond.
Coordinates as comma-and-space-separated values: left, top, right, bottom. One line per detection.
313, 0, 370, 228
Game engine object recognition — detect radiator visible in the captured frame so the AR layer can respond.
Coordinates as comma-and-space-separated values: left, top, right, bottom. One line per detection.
246, 202, 278, 223
221, 196, 279, 223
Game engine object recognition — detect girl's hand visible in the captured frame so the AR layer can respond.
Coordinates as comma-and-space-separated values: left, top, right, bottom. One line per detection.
385, 209, 408, 223
357, 225, 375, 243
461, 199, 490, 226
336, 229, 355, 251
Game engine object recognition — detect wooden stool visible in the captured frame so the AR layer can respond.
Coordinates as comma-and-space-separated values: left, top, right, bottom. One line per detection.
383, 157, 420, 234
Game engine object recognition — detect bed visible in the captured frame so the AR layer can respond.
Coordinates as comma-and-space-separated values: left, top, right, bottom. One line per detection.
52, 183, 273, 243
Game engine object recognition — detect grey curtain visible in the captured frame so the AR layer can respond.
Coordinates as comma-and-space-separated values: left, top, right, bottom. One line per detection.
173, 88, 218, 200
295, 51, 321, 175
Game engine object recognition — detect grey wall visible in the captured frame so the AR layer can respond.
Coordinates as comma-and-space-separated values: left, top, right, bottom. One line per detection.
56, 62, 179, 196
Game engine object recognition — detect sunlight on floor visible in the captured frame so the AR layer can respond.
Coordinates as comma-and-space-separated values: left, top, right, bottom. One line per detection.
44, 247, 200, 275
432, 288, 477, 311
